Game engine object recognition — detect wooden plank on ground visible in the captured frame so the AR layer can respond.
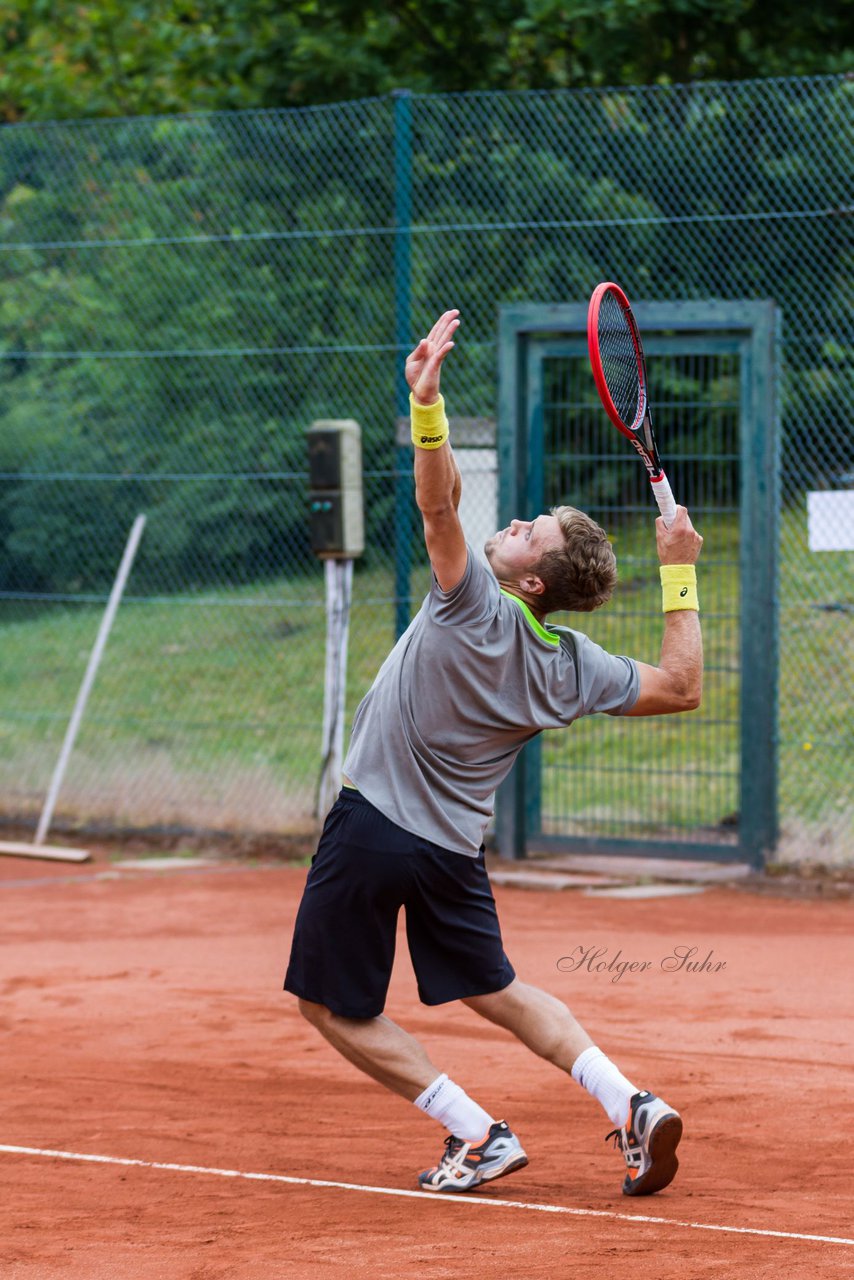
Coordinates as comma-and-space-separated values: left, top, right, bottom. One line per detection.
0, 842, 90, 863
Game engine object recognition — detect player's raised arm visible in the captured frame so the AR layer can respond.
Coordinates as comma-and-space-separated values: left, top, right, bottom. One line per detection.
406, 310, 466, 591
627, 506, 704, 716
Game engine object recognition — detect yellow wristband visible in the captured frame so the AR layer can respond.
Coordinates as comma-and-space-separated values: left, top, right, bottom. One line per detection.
410, 393, 449, 450
660, 564, 699, 613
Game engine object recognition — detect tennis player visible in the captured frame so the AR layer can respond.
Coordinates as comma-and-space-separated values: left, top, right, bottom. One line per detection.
285, 308, 703, 1196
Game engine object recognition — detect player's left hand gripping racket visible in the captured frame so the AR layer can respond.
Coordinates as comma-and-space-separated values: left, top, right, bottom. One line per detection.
587, 281, 677, 528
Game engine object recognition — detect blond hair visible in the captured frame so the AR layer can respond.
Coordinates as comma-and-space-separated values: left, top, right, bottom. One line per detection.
532, 506, 617, 614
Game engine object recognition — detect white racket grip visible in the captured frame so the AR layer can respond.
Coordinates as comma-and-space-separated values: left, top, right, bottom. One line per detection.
651, 472, 677, 527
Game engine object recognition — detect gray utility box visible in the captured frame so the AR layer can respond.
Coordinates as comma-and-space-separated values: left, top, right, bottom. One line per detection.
306, 419, 365, 558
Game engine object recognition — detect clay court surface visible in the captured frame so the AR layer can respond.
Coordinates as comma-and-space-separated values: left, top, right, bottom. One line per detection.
1, 849, 852, 1279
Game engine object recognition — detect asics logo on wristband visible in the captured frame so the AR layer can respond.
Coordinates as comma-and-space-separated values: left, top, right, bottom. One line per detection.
420, 434, 444, 445
680, 587, 688, 597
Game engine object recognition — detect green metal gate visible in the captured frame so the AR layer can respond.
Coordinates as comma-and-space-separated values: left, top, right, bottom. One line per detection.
496, 302, 779, 868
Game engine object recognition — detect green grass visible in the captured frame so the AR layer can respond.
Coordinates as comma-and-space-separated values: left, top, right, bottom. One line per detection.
0, 509, 850, 854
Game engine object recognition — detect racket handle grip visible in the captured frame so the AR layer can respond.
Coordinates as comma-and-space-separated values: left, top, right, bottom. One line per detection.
651, 472, 677, 528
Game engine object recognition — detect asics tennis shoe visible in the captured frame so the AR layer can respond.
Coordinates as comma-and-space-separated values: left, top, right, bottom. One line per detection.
607, 1090, 683, 1196
418, 1120, 528, 1193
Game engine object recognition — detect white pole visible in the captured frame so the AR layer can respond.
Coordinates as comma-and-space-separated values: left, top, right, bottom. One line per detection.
34, 514, 147, 847
316, 557, 353, 819
331, 558, 353, 779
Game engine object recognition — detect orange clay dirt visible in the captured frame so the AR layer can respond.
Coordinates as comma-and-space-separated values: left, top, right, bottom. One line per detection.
1, 847, 852, 1279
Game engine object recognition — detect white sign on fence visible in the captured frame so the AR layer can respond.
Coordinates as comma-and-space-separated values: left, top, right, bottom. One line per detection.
806, 491, 854, 552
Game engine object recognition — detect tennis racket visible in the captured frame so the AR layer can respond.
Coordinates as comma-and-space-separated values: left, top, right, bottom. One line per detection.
587, 281, 677, 527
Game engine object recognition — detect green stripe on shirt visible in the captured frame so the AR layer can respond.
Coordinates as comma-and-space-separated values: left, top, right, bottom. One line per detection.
500, 590, 561, 647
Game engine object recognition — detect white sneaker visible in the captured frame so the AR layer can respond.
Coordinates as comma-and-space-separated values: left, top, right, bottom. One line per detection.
418, 1120, 528, 1193
606, 1090, 683, 1196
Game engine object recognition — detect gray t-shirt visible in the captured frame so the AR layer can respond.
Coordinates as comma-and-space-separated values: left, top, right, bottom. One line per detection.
344, 547, 639, 856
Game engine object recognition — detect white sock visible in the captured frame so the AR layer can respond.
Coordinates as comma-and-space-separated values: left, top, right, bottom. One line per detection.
413, 1073, 495, 1144
571, 1046, 638, 1128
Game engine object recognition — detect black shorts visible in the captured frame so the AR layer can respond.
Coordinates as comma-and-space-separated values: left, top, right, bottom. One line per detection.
284, 788, 515, 1018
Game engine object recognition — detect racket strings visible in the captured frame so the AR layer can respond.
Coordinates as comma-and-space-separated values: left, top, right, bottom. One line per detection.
597, 291, 644, 429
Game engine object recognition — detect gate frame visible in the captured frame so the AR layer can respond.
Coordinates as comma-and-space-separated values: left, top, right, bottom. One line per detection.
494, 301, 780, 869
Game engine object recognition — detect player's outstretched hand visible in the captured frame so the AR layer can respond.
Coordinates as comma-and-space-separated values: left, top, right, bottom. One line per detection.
656, 506, 703, 565
406, 310, 460, 405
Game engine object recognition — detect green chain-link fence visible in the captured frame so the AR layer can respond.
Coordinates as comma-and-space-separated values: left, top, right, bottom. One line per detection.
1, 75, 850, 858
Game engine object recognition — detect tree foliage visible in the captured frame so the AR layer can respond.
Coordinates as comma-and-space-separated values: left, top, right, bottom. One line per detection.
0, 0, 850, 122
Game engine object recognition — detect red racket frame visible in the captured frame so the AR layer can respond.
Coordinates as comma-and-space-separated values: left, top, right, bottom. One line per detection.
587, 281, 677, 525
587, 281, 651, 442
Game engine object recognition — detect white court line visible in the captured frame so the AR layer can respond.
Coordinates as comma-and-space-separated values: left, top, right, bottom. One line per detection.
1, 1143, 852, 1248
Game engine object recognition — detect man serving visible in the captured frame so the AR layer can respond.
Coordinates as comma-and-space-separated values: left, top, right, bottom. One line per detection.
285, 309, 703, 1196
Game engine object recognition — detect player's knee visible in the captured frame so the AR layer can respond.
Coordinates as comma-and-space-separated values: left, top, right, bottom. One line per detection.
462, 977, 525, 1018
298, 997, 334, 1027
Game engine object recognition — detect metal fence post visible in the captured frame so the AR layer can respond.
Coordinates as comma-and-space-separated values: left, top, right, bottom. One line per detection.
495, 315, 532, 859
739, 303, 781, 867
392, 88, 413, 639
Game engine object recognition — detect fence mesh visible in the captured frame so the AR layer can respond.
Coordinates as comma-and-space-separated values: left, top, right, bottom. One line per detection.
1, 76, 851, 859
